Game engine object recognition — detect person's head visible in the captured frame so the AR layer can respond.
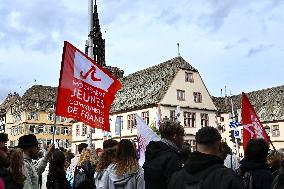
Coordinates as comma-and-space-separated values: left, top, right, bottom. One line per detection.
0, 133, 8, 152
96, 147, 117, 172
0, 148, 10, 168
115, 139, 138, 176
221, 141, 232, 160
50, 149, 66, 170
245, 138, 269, 163
96, 148, 103, 157
65, 150, 75, 167
17, 134, 40, 160
103, 139, 118, 150
160, 121, 185, 148
267, 150, 282, 168
195, 126, 222, 156
78, 143, 88, 154
78, 148, 95, 166
8, 148, 25, 184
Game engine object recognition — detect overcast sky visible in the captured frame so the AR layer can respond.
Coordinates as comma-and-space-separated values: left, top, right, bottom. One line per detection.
0, 0, 283, 102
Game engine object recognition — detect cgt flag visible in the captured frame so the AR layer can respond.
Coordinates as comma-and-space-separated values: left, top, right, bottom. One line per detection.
241, 92, 270, 152
56, 41, 122, 131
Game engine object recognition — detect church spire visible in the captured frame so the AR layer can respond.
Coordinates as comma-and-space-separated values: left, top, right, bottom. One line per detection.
92, 0, 106, 67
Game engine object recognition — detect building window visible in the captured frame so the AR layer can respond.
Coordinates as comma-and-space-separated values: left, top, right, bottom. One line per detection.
194, 92, 202, 103
272, 125, 280, 137
127, 114, 136, 130
184, 112, 196, 127
60, 127, 69, 135
201, 113, 209, 127
189, 140, 196, 151
82, 124, 87, 136
264, 126, 270, 135
170, 110, 176, 122
28, 112, 38, 120
220, 117, 225, 122
49, 126, 56, 134
76, 124, 80, 136
47, 113, 54, 121
38, 125, 44, 134
185, 72, 194, 82
142, 111, 149, 125
177, 90, 185, 101
29, 125, 36, 134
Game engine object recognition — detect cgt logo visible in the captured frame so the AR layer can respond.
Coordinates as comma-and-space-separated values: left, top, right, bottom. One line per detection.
73, 51, 114, 92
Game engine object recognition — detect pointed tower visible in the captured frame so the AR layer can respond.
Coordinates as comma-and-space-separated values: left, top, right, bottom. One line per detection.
87, 0, 124, 79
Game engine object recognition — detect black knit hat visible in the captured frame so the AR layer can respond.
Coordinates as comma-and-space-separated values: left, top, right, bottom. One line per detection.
17, 134, 40, 148
195, 126, 221, 144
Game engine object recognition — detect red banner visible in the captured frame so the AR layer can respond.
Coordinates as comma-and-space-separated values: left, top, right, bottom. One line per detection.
241, 92, 269, 152
56, 41, 122, 131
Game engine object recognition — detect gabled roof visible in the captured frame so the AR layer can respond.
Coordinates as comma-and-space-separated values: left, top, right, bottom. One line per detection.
212, 85, 284, 122
0, 93, 21, 116
110, 57, 198, 113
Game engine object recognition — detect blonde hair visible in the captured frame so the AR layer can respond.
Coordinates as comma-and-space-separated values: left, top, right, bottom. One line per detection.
77, 148, 96, 166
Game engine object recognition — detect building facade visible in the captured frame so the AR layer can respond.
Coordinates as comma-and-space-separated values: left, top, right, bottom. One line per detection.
71, 56, 218, 154
0, 85, 73, 148
213, 85, 284, 156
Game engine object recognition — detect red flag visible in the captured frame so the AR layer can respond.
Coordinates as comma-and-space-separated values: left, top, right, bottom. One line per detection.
56, 41, 122, 131
241, 92, 269, 152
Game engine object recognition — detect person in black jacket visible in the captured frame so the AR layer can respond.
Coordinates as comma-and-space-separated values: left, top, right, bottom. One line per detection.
238, 138, 273, 189
143, 121, 185, 189
46, 149, 71, 189
168, 126, 244, 189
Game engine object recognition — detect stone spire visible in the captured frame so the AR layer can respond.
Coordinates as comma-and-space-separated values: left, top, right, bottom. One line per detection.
92, 0, 106, 67
87, 0, 124, 79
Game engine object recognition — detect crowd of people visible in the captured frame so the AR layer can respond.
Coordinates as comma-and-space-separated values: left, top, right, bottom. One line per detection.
0, 121, 283, 189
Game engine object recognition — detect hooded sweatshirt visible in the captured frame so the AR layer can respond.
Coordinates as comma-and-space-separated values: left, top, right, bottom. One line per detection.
143, 140, 182, 189
103, 163, 145, 189
239, 159, 273, 189
168, 151, 245, 189
94, 170, 108, 189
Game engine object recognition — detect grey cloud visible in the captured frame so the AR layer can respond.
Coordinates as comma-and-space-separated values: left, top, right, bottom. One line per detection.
246, 44, 274, 57
0, 0, 87, 52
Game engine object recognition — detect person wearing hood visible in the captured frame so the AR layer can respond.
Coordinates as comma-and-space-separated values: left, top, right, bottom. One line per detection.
238, 138, 273, 189
143, 121, 184, 189
168, 126, 244, 189
103, 139, 144, 189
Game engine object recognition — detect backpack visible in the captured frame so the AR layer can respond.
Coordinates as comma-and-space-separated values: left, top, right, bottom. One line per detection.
73, 161, 95, 189
183, 164, 225, 189
236, 168, 253, 189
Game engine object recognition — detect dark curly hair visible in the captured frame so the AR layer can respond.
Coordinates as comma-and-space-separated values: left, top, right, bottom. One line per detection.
159, 121, 185, 140
47, 149, 70, 189
103, 139, 118, 150
245, 138, 269, 162
195, 126, 221, 145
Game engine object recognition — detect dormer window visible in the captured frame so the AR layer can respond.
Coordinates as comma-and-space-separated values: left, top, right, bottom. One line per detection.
28, 112, 38, 120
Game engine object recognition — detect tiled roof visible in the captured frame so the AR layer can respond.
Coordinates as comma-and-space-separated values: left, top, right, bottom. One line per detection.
0, 93, 21, 116
212, 85, 284, 122
21, 85, 58, 111
110, 56, 198, 113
